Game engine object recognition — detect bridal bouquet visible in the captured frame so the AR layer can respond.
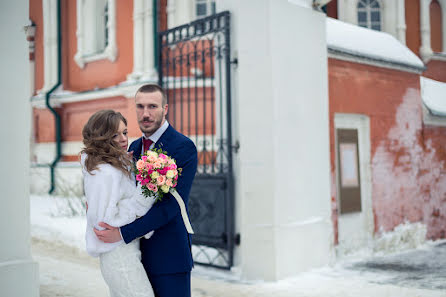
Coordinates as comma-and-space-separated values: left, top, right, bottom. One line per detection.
135, 148, 182, 202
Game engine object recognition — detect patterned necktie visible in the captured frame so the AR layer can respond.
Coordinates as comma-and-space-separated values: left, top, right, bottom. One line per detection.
143, 138, 153, 152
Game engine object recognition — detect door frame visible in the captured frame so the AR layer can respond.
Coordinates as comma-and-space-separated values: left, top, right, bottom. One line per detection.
334, 113, 374, 255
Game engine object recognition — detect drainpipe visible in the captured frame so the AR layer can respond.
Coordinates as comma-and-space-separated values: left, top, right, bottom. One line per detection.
45, 0, 62, 194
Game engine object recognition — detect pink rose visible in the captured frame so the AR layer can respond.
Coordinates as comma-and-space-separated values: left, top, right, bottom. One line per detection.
136, 160, 145, 171
165, 179, 173, 187
154, 162, 162, 169
174, 175, 178, 180
148, 183, 158, 193
156, 175, 166, 186
145, 163, 153, 171
159, 154, 167, 160
141, 156, 148, 162
141, 178, 150, 186
136, 174, 143, 182
148, 155, 157, 162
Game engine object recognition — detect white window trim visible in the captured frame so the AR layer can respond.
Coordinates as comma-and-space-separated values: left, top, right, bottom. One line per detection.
419, 0, 446, 61
74, 0, 117, 69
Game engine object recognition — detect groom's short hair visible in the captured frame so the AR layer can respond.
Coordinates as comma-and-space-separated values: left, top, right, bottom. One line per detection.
135, 84, 167, 105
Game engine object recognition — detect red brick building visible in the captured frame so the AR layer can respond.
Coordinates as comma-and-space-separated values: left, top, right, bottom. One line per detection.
29, 0, 446, 259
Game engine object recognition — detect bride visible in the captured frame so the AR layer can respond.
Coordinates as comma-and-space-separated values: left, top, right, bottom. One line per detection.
80, 109, 155, 297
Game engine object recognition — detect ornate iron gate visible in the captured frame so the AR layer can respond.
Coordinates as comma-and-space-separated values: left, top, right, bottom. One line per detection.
158, 11, 236, 269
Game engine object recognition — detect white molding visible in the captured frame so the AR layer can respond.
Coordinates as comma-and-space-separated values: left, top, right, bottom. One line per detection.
30, 83, 144, 108
334, 113, 374, 253
30, 76, 215, 108
74, 0, 117, 69
39, 0, 58, 94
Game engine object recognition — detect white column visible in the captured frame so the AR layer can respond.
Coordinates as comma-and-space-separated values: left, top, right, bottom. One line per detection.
0, 0, 39, 295
128, 0, 144, 80
397, 0, 407, 44
420, 0, 433, 61
40, 0, 57, 92
219, 0, 333, 281
142, 0, 157, 80
176, 0, 193, 25
167, 0, 176, 29
338, 0, 358, 25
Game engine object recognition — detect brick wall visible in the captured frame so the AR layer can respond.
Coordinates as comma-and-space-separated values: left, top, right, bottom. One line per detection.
328, 58, 446, 241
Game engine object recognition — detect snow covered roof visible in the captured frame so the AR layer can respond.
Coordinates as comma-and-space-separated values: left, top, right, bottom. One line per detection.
326, 18, 425, 72
420, 77, 446, 117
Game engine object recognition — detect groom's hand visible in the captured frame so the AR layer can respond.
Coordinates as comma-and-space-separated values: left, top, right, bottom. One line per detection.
94, 222, 122, 243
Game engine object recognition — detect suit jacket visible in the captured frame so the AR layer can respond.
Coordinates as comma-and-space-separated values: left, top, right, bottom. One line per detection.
121, 125, 197, 275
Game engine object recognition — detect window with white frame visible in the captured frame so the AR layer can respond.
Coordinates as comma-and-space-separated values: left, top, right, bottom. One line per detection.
74, 0, 117, 68
357, 0, 382, 31
195, 0, 216, 19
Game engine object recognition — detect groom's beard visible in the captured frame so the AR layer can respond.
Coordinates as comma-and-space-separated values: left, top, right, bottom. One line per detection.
139, 116, 163, 136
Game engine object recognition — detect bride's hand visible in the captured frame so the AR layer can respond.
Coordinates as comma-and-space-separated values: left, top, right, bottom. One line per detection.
94, 222, 122, 243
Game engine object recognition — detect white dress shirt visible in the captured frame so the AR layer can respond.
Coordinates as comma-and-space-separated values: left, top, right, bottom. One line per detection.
140, 120, 169, 155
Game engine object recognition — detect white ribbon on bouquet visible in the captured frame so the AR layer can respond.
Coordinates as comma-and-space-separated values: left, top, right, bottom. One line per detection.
170, 189, 194, 234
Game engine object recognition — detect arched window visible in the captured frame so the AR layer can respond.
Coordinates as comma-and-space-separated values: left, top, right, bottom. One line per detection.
430, 0, 443, 52
357, 0, 382, 31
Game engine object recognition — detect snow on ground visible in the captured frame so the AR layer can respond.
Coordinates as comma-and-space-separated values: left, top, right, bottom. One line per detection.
31, 195, 446, 297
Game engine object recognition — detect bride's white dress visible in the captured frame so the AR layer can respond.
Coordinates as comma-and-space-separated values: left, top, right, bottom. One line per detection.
81, 154, 155, 297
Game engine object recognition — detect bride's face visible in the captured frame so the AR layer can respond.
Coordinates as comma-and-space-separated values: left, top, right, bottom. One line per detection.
112, 120, 128, 151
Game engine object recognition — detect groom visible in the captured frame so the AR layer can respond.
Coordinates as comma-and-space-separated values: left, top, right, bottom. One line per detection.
94, 84, 197, 297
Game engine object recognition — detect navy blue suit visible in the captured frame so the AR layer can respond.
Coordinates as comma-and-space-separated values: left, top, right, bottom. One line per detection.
121, 125, 197, 297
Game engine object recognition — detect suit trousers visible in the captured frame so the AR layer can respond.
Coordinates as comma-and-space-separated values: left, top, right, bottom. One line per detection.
149, 272, 191, 297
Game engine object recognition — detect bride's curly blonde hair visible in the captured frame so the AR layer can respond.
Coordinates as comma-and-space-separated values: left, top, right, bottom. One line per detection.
81, 110, 132, 177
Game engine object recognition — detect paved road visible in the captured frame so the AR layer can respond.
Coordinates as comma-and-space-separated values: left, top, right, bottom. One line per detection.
32, 238, 446, 297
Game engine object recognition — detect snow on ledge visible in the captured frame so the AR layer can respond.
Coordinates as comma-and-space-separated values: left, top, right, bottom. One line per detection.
421, 77, 446, 117
326, 18, 425, 71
